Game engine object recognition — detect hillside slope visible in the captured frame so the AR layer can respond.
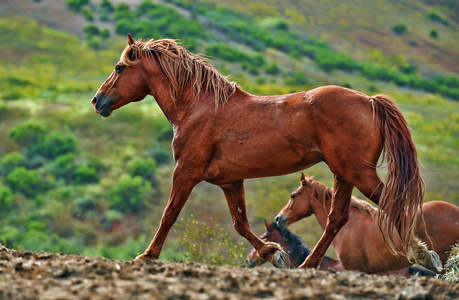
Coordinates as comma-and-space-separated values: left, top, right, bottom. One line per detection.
1, 0, 458, 78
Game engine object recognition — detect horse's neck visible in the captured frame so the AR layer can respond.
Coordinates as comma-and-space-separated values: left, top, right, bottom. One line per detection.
311, 195, 332, 230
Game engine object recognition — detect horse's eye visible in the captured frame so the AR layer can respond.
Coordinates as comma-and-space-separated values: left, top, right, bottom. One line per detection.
115, 65, 124, 73
291, 195, 296, 200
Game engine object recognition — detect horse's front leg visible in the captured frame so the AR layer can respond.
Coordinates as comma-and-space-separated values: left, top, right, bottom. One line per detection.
135, 168, 201, 260
220, 180, 290, 269
298, 175, 353, 269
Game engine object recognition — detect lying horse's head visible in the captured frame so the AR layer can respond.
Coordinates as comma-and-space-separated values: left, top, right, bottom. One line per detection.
92, 34, 152, 117
275, 173, 315, 229
245, 220, 310, 269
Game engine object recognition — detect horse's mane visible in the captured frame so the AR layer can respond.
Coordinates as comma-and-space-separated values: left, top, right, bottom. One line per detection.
306, 178, 377, 217
120, 38, 238, 105
270, 223, 310, 266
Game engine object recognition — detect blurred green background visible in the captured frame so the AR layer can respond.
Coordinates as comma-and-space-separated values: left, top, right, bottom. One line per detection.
0, 0, 458, 266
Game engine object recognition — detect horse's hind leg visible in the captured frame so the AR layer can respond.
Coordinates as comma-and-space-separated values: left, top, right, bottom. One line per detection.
221, 180, 290, 269
298, 175, 353, 269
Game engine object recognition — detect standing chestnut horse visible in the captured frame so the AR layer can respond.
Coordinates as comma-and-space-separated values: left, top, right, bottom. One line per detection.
92, 34, 435, 269
275, 174, 455, 273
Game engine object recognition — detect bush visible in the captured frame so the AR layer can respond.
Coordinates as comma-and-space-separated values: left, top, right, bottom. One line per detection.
264, 62, 280, 75
0, 152, 24, 175
285, 71, 308, 86
100, 0, 114, 12
107, 176, 152, 214
82, 9, 94, 21
74, 166, 99, 185
0, 185, 14, 214
129, 157, 157, 184
393, 24, 407, 35
430, 29, 438, 39
9, 123, 47, 146
426, 11, 449, 26
50, 153, 77, 182
438, 243, 459, 281
65, 0, 89, 12
35, 132, 77, 159
174, 216, 247, 266
6, 167, 47, 197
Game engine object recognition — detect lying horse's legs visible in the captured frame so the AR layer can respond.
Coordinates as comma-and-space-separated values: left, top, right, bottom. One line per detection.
221, 180, 290, 269
135, 170, 201, 260
298, 175, 353, 269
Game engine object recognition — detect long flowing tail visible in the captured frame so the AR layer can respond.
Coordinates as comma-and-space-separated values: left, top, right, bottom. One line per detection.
370, 95, 425, 261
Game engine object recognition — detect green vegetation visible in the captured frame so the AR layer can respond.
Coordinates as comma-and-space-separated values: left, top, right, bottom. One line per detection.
0, 0, 458, 267
438, 243, 459, 281
173, 216, 247, 266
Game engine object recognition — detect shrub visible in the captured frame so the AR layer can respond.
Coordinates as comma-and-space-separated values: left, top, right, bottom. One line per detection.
107, 176, 152, 214
430, 29, 438, 39
74, 166, 99, 185
6, 167, 46, 197
0, 152, 24, 175
100, 0, 114, 12
82, 9, 94, 21
174, 216, 247, 266
393, 24, 407, 35
129, 157, 157, 184
84, 25, 100, 37
438, 243, 459, 281
32, 132, 77, 159
426, 11, 449, 26
9, 123, 47, 146
50, 153, 77, 182
0, 185, 14, 214
265, 62, 280, 75
285, 71, 308, 86
65, 0, 89, 12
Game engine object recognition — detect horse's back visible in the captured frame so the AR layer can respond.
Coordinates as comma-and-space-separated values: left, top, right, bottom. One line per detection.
421, 201, 459, 263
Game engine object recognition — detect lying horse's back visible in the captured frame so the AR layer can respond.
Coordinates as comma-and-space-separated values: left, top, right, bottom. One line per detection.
419, 201, 459, 264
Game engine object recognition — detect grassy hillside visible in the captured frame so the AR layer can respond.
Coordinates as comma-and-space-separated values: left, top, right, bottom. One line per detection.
0, 0, 458, 264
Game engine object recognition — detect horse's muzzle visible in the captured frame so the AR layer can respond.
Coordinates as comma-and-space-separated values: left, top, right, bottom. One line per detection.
91, 94, 112, 117
274, 214, 288, 229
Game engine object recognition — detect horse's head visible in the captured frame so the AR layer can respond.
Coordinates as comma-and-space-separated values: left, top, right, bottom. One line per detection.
91, 34, 151, 117
275, 172, 314, 229
245, 220, 285, 268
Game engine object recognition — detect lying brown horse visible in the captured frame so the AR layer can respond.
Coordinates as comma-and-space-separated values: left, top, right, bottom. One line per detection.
246, 220, 344, 271
246, 221, 435, 278
92, 34, 438, 269
275, 173, 458, 273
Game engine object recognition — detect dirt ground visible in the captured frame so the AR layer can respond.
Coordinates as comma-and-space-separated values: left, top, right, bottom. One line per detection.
0, 246, 458, 300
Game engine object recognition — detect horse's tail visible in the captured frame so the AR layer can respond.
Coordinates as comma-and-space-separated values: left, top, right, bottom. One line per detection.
370, 95, 425, 261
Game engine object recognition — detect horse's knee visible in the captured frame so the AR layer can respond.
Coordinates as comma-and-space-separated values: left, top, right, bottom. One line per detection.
232, 219, 250, 236
327, 214, 348, 232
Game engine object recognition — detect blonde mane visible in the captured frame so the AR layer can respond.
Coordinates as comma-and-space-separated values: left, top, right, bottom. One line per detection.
306, 178, 377, 217
120, 38, 238, 105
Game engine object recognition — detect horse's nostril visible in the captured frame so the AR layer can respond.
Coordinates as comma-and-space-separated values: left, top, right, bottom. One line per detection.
91, 97, 97, 106
274, 216, 279, 222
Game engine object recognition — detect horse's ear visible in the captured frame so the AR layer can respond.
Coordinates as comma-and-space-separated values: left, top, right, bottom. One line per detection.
264, 219, 270, 230
300, 172, 307, 186
127, 33, 135, 46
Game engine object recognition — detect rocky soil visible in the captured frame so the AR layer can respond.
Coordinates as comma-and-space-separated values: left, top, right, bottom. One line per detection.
0, 246, 458, 299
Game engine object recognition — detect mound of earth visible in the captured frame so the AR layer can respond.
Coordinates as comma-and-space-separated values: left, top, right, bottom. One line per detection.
0, 246, 458, 299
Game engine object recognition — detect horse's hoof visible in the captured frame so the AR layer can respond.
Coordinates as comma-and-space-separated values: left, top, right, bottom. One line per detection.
272, 250, 290, 269
425, 250, 443, 273
134, 253, 153, 261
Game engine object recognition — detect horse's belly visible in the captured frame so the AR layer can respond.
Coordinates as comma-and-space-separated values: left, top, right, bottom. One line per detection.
204, 147, 323, 184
